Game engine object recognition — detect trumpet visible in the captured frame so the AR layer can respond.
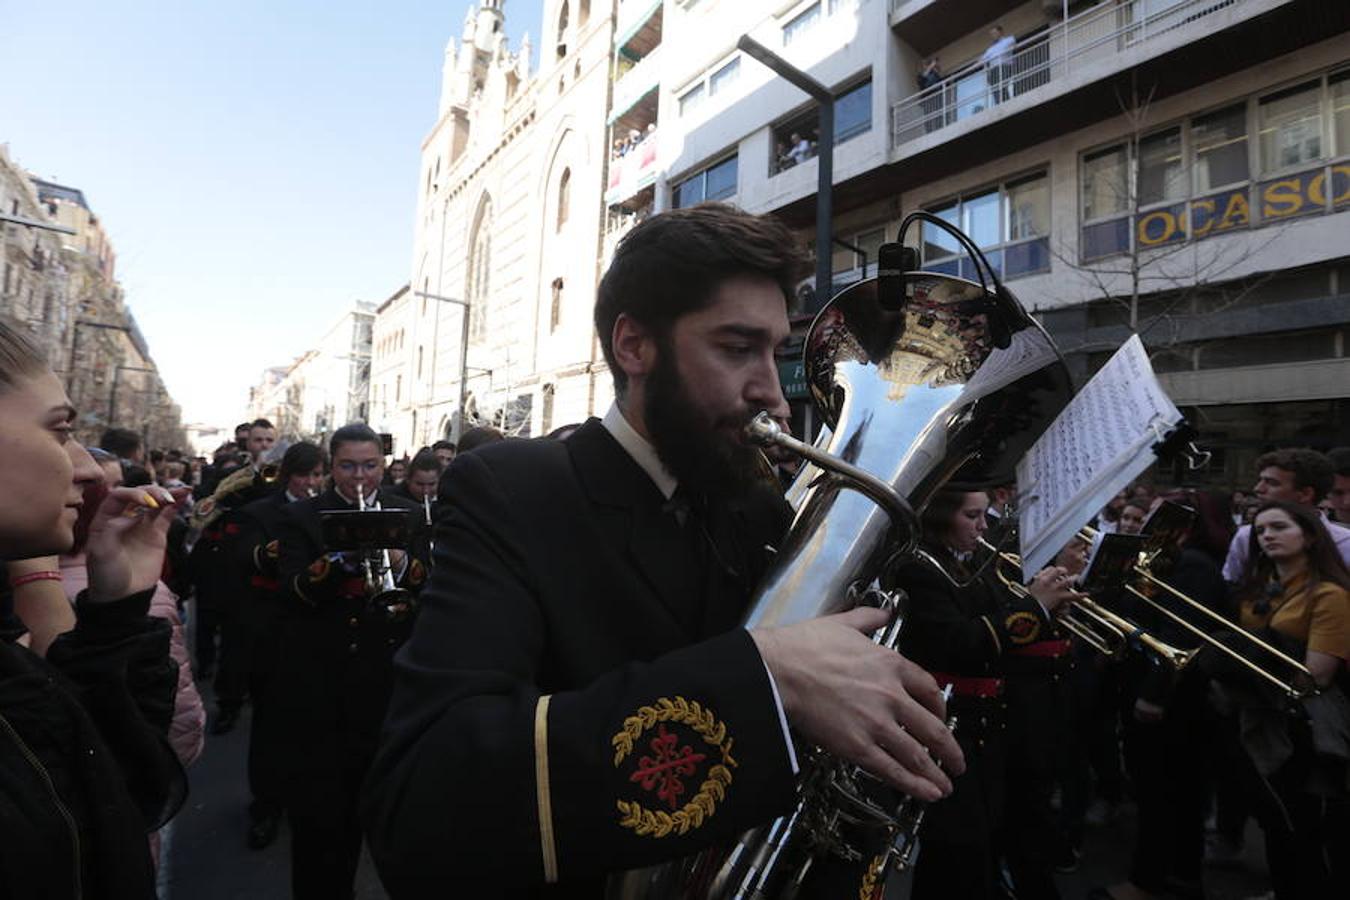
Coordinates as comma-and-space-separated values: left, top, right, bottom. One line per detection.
981, 539, 1198, 671
356, 485, 416, 618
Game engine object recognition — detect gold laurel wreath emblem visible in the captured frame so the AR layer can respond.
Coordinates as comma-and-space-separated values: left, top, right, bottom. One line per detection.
612, 696, 737, 838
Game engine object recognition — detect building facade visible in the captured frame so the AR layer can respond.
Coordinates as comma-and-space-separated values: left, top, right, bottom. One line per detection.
624, 0, 1349, 484
1, 143, 184, 448
381, 0, 618, 447
251, 302, 375, 443
368, 283, 417, 454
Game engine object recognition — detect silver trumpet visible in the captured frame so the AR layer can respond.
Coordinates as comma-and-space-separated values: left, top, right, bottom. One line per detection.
356, 484, 416, 619
608, 248, 1072, 898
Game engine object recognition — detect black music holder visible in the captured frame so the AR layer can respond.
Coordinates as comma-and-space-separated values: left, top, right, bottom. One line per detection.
1150, 421, 1211, 472
319, 509, 410, 552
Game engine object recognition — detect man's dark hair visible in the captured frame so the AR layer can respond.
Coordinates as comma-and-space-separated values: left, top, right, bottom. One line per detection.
99, 427, 143, 460
459, 426, 504, 454
121, 462, 153, 488
432, 440, 457, 453
149, 449, 165, 466
594, 203, 807, 397
329, 423, 381, 457
1329, 447, 1350, 478
235, 422, 252, 434
1255, 448, 1333, 502
250, 418, 276, 431
408, 449, 443, 475
279, 441, 325, 481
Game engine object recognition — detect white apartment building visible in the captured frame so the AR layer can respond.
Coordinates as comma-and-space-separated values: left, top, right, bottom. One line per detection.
254, 302, 375, 442
368, 283, 418, 455
612, 0, 1350, 483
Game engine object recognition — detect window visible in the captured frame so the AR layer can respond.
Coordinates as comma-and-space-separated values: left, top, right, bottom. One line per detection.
417, 346, 424, 378
782, 3, 820, 46
550, 278, 564, 332
672, 155, 738, 208
467, 198, 493, 342
921, 172, 1051, 280
395, 374, 402, 403
1329, 69, 1350, 157
542, 383, 556, 434
1192, 104, 1249, 193
834, 80, 872, 143
1258, 81, 1322, 174
770, 77, 872, 174
557, 2, 570, 58
709, 58, 739, 96
832, 227, 884, 274
1138, 127, 1184, 207
679, 82, 705, 117
556, 168, 571, 231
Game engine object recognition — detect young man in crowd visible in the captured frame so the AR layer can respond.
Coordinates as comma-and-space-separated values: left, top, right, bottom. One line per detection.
275, 424, 429, 900
362, 204, 963, 894
1222, 447, 1350, 581
430, 439, 456, 468
223, 441, 326, 850
1327, 447, 1350, 524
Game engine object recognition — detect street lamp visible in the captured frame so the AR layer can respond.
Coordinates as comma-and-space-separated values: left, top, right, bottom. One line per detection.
737, 34, 835, 313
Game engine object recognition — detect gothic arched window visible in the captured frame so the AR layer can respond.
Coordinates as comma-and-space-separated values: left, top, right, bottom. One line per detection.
556, 168, 571, 231
466, 196, 494, 343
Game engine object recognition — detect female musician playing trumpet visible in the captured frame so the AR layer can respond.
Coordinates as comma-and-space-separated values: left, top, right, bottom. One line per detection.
895, 489, 1080, 900
1229, 500, 1350, 899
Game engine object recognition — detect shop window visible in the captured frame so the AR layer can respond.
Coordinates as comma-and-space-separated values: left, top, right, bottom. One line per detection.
1331, 69, 1350, 158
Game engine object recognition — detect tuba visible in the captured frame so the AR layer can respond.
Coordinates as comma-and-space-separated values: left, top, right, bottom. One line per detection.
608, 229, 1073, 898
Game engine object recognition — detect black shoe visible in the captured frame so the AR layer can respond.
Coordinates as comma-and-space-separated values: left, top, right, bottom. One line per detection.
210, 707, 240, 735
247, 811, 281, 850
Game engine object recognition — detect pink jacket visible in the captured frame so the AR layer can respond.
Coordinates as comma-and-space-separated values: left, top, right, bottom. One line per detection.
60, 555, 206, 768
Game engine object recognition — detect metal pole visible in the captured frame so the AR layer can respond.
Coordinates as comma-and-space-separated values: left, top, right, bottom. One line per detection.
736, 35, 835, 313
108, 364, 120, 424
815, 99, 834, 314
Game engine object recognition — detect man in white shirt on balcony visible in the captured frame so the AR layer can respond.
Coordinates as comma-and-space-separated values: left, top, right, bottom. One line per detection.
981, 25, 1016, 104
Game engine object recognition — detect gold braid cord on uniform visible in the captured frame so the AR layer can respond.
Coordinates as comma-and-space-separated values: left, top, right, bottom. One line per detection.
534, 696, 559, 883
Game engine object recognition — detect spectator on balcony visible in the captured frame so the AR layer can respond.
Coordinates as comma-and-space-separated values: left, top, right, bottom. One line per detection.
918, 56, 945, 132
786, 132, 814, 167
982, 25, 1016, 104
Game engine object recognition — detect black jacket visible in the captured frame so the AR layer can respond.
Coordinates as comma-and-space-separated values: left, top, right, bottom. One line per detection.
0, 589, 185, 900
362, 419, 797, 896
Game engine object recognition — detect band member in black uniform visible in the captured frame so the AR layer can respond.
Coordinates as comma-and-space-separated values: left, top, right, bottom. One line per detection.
225, 441, 325, 850
1000, 538, 1083, 900
188, 417, 279, 705
895, 489, 1078, 900
275, 423, 428, 900
362, 204, 964, 896
391, 449, 442, 521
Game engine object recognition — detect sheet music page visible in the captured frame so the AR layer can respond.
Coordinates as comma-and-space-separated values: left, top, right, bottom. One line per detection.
1016, 335, 1181, 576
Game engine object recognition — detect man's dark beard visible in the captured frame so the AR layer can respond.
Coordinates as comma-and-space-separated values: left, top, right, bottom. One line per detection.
643, 344, 764, 497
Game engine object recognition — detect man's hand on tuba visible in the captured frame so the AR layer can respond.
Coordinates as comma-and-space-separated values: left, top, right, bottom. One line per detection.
751, 606, 966, 802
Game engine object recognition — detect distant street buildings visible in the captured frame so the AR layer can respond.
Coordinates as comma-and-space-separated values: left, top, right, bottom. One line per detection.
248, 302, 374, 444
1, 142, 185, 448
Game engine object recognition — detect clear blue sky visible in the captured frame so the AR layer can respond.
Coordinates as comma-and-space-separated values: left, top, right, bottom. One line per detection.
1, 0, 543, 429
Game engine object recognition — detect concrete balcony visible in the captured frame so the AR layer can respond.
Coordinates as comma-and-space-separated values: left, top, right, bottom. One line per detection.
890, 0, 1025, 56
611, 45, 663, 124
605, 135, 659, 205
893, 0, 1283, 149
616, 0, 662, 49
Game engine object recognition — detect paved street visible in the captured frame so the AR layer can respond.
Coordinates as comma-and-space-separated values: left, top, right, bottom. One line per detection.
167, 687, 1273, 900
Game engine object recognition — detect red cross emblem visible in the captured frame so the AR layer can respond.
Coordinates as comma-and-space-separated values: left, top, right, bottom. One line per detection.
628, 724, 707, 810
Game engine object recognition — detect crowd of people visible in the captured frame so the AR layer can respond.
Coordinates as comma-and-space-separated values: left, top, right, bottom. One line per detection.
611, 123, 656, 161
2, 202, 1346, 900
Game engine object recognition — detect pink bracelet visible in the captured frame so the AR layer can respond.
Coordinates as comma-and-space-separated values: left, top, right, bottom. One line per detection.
9, 570, 63, 588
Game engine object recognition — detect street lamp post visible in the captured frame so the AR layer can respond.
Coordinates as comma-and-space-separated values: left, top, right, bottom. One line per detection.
109, 364, 157, 427
737, 34, 835, 313
412, 290, 471, 442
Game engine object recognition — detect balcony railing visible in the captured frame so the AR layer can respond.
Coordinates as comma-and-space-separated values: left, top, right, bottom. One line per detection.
892, 0, 1243, 147
606, 132, 659, 204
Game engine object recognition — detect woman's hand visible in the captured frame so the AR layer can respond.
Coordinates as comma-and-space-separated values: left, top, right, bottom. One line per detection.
1026, 565, 1084, 614
84, 486, 178, 604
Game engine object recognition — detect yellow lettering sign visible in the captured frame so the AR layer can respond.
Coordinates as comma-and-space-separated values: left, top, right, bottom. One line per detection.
1137, 209, 1181, 246
1216, 191, 1249, 231
1191, 198, 1216, 237
1262, 179, 1304, 219
1333, 164, 1350, 207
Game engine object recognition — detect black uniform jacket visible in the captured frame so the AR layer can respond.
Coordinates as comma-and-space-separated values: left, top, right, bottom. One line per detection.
227, 489, 294, 630
362, 419, 798, 896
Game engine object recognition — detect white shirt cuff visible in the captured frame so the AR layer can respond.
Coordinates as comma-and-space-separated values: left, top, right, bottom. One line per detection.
753, 637, 800, 775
